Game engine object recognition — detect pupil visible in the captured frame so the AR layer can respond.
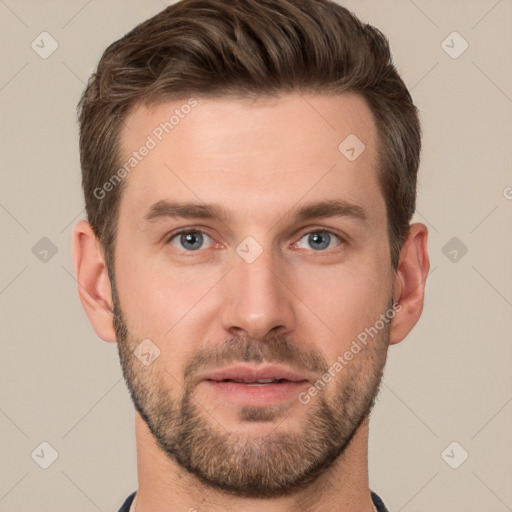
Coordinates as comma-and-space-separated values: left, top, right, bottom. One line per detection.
182, 231, 202, 250
309, 231, 329, 250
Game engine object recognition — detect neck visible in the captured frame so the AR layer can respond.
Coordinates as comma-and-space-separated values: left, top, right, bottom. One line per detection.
132, 412, 377, 512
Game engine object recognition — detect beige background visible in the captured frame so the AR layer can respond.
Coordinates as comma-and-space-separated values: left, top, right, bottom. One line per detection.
1, 0, 511, 510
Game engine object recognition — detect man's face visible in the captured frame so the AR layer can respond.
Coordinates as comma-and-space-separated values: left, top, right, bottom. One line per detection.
112, 93, 395, 497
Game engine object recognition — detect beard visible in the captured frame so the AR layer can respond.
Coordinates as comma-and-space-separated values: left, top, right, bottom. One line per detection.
112, 282, 391, 498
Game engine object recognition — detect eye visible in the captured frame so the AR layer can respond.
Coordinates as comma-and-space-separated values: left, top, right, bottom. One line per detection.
295, 229, 343, 251
167, 230, 214, 251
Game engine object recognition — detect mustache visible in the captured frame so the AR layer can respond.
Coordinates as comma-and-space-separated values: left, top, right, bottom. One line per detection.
183, 335, 329, 384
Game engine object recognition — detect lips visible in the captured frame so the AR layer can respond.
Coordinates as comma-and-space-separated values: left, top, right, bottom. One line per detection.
199, 365, 312, 406
200, 365, 310, 385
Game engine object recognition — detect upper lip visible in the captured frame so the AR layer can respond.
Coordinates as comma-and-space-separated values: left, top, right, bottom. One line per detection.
199, 365, 311, 383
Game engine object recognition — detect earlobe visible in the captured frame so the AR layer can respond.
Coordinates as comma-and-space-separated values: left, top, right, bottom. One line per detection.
389, 222, 430, 345
72, 220, 117, 343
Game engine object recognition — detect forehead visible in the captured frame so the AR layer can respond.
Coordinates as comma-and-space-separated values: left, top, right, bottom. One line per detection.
116, 92, 384, 229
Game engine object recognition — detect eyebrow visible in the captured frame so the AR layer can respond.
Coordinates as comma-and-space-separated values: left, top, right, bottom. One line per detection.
142, 198, 368, 226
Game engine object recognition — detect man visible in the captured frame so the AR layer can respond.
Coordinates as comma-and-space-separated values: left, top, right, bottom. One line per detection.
72, 0, 429, 510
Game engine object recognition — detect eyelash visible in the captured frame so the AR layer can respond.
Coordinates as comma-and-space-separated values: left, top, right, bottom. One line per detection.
165, 227, 346, 253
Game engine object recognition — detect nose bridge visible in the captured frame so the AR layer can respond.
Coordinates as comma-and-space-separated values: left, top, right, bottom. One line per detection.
219, 237, 295, 338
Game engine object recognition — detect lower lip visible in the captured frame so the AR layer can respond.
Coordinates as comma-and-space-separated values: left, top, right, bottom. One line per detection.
202, 380, 310, 406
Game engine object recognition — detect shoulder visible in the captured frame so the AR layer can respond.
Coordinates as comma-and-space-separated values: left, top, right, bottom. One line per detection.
117, 490, 136, 512
371, 490, 390, 512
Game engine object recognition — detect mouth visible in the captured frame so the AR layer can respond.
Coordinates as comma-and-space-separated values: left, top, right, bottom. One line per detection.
200, 364, 311, 384
209, 378, 299, 386
199, 365, 311, 405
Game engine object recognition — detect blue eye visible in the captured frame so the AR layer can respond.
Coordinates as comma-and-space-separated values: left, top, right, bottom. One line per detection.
168, 230, 214, 251
296, 230, 342, 251
167, 228, 343, 253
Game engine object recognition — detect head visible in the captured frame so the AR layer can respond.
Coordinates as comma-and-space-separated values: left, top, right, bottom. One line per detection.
73, 0, 429, 499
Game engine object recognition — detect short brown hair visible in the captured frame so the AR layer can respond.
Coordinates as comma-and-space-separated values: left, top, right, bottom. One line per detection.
77, 0, 421, 272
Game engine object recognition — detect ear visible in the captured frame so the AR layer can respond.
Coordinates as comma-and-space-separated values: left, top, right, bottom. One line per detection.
389, 222, 430, 345
72, 220, 117, 343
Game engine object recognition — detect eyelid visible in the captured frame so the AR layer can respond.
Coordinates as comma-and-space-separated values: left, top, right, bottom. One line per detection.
165, 227, 217, 247
295, 226, 347, 242
292, 227, 346, 251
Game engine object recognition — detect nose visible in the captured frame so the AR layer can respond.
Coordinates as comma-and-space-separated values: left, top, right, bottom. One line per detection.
219, 241, 296, 340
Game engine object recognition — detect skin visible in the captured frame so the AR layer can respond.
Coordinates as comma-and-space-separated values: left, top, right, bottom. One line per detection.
73, 92, 429, 512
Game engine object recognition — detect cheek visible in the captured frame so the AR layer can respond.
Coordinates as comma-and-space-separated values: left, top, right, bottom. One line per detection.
115, 259, 210, 387
115, 244, 220, 339
292, 259, 390, 357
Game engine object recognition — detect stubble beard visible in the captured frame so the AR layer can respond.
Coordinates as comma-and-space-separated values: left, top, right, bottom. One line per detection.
113, 289, 391, 498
